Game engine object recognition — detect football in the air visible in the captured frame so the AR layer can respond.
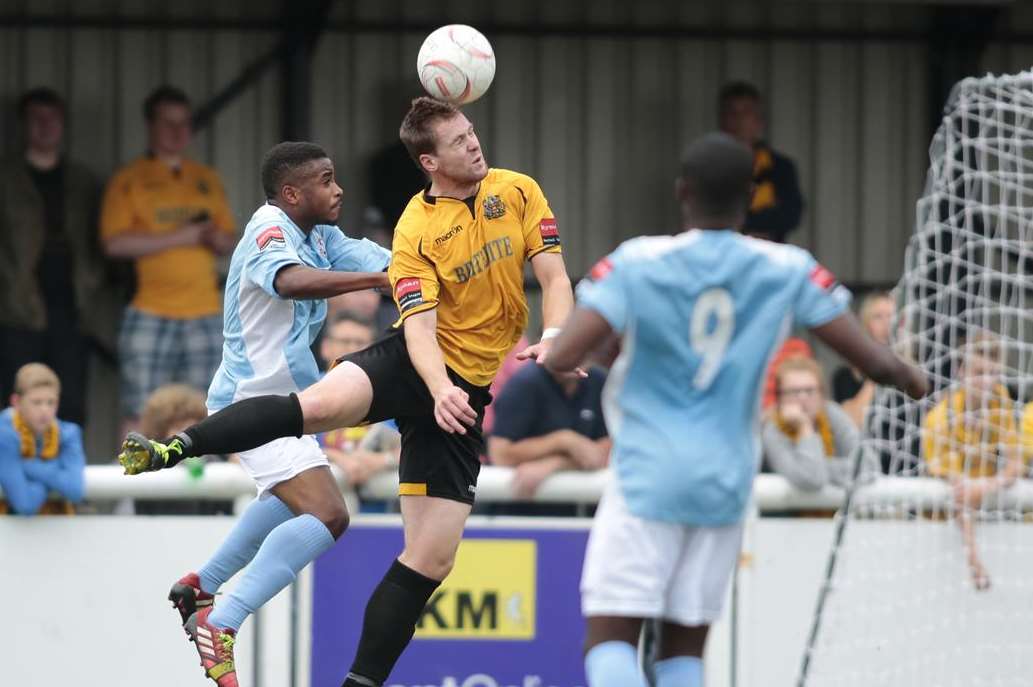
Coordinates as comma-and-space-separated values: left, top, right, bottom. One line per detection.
416, 24, 495, 105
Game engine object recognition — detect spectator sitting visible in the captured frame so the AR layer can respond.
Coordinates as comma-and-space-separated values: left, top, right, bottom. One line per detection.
719, 80, 804, 243
133, 384, 233, 515
0, 87, 127, 427
326, 287, 397, 338
317, 312, 397, 489
317, 309, 376, 370
762, 356, 877, 491
761, 336, 814, 411
100, 85, 237, 430
923, 331, 1025, 590
0, 363, 84, 515
482, 335, 529, 436
832, 291, 895, 427
488, 363, 610, 499
1024, 400, 1033, 464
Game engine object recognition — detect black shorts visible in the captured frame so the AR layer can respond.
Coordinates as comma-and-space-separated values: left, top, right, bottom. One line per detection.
336, 329, 492, 505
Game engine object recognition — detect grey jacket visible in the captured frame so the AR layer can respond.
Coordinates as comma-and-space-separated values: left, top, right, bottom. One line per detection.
762, 401, 879, 490
0, 157, 128, 352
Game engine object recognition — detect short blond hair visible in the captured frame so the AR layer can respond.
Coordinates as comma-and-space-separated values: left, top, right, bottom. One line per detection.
858, 291, 893, 327
961, 328, 1003, 364
140, 384, 207, 438
13, 363, 60, 396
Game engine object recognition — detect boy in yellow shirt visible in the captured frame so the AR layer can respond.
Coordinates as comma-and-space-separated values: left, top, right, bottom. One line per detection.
923, 331, 1024, 589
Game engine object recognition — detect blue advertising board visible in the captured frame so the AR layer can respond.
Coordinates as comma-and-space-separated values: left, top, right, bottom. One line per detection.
311, 519, 591, 687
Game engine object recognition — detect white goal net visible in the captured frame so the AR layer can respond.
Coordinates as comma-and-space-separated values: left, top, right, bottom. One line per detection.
799, 71, 1033, 687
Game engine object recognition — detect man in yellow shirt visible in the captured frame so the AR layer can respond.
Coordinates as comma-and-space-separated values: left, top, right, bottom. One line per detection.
923, 331, 1025, 589
120, 96, 580, 687
101, 86, 236, 426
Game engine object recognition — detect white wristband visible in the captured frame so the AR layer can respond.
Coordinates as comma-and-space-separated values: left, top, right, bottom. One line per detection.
541, 327, 561, 340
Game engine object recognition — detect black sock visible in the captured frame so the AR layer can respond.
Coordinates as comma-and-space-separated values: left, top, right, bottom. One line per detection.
342, 559, 441, 687
172, 393, 304, 458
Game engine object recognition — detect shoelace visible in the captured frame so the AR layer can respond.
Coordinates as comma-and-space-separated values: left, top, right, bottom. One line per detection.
218, 632, 235, 659
155, 439, 184, 468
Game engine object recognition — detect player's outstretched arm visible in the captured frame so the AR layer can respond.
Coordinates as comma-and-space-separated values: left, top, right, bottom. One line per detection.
811, 313, 928, 399
544, 307, 614, 375
273, 264, 389, 299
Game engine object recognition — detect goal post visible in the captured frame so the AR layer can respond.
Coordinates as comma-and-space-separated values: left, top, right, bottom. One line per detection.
798, 71, 1033, 687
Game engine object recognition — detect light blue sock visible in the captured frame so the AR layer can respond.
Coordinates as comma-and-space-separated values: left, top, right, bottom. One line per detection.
655, 656, 703, 687
198, 495, 294, 594
585, 641, 647, 687
208, 514, 335, 631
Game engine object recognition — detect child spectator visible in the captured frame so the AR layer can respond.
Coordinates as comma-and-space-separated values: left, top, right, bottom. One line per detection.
134, 384, 233, 515
762, 356, 878, 490
923, 331, 1025, 590
0, 363, 84, 515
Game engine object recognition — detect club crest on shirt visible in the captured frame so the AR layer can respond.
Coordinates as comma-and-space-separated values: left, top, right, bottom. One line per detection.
256, 226, 286, 250
483, 194, 506, 219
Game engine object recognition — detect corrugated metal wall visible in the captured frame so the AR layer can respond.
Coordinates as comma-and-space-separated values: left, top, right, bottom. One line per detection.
3, 0, 1033, 284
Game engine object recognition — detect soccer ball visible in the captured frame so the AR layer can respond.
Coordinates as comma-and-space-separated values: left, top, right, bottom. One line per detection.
417, 24, 495, 105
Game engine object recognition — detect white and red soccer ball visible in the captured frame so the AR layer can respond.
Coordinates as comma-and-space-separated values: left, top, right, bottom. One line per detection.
417, 24, 495, 105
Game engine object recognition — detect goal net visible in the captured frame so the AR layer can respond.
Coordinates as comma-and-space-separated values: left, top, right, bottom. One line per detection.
799, 71, 1033, 687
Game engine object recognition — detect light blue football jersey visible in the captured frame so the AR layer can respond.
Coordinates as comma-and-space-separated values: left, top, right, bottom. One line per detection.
577, 229, 850, 526
207, 204, 390, 412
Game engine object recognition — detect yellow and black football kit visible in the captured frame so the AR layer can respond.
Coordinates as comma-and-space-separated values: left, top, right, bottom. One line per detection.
337, 168, 562, 504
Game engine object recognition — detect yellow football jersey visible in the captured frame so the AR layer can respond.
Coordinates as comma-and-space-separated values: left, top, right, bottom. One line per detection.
100, 156, 235, 318
923, 386, 1022, 477
388, 168, 561, 386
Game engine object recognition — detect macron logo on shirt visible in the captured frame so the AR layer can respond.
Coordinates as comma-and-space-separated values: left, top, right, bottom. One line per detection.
256, 226, 286, 251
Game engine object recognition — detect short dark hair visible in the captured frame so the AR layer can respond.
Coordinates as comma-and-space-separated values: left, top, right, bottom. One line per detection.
18, 87, 65, 120
399, 96, 461, 171
329, 310, 374, 330
143, 85, 191, 122
718, 80, 762, 114
679, 132, 754, 219
260, 141, 330, 199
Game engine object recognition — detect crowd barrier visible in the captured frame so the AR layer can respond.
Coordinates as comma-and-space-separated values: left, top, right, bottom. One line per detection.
7, 466, 1033, 687
11, 463, 1033, 512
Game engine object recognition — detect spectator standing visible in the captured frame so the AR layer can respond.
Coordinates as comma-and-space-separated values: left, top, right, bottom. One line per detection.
100, 86, 237, 427
488, 363, 610, 498
762, 356, 877, 490
719, 81, 804, 243
923, 332, 1025, 590
832, 292, 895, 427
0, 88, 125, 426
0, 363, 85, 515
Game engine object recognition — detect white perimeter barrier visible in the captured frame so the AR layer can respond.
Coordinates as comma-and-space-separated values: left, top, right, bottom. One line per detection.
6, 468, 1033, 687
11, 463, 1033, 512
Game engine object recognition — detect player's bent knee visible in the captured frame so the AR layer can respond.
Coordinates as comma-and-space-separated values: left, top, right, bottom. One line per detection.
298, 363, 372, 432
317, 500, 350, 540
